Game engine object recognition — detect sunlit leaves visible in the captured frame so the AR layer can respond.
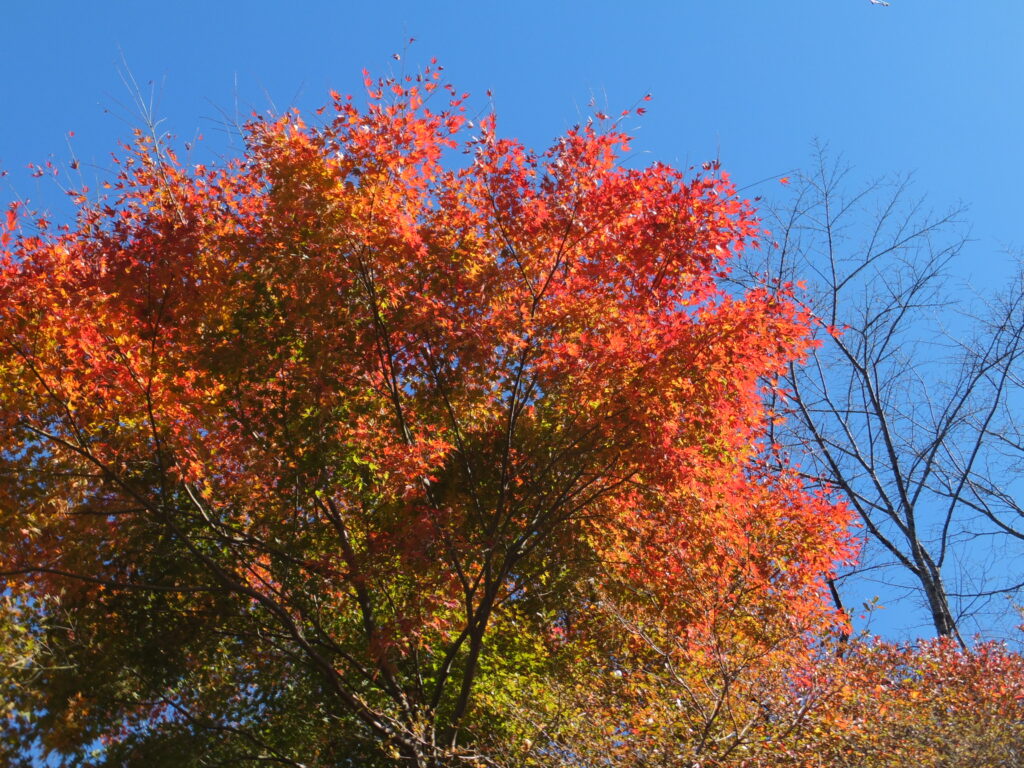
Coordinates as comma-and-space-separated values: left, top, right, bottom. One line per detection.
0, 67, 859, 766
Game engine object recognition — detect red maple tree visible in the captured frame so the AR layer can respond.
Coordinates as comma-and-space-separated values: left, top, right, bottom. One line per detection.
0, 65, 855, 766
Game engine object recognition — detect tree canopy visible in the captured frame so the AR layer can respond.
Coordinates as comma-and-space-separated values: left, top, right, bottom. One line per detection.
1, 66, 1020, 767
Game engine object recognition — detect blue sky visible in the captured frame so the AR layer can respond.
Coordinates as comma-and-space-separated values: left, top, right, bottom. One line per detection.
4, 1, 1021, 270
4, 0, 1022, 268
3, 1, 1023, 640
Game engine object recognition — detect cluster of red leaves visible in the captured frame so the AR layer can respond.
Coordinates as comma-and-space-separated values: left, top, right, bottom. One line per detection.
0, 65, 859, 764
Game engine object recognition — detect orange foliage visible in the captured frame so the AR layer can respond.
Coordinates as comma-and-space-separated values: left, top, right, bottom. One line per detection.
0, 65, 862, 765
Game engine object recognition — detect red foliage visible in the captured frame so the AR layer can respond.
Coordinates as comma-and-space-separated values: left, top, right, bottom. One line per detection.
0, 66, 856, 764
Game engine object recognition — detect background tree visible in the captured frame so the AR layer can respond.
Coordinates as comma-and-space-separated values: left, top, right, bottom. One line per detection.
804, 637, 1024, 767
0, 70, 852, 766
734, 147, 1024, 643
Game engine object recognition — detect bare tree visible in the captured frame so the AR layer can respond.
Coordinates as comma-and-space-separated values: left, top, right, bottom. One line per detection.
733, 146, 1024, 643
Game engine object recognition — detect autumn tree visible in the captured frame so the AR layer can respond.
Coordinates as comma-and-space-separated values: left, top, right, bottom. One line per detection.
0, 67, 854, 766
804, 637, 1024, 767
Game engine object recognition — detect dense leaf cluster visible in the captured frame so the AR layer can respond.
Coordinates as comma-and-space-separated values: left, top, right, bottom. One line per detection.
0, 68, 1019, 767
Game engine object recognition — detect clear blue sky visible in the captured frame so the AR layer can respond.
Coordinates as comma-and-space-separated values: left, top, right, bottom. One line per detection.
4, 0, 1022, 268
3, 1, 1023, 640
